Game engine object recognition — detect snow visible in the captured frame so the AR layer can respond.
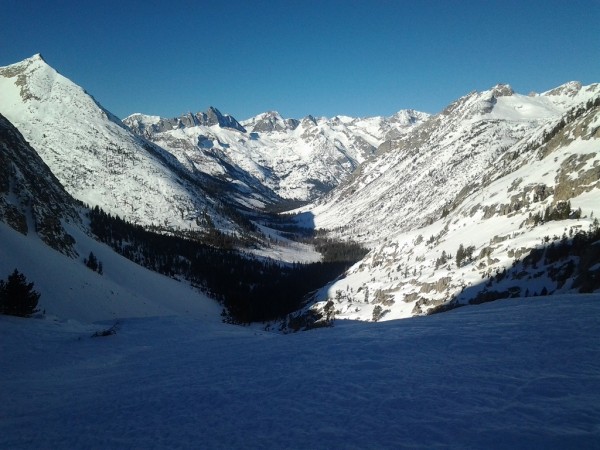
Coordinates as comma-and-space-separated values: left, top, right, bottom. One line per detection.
249, 222, 322, 263
296, 83, 600, 322
0, 56, 248, 235
129, 108, 428, 203
0, 221, 221, 323
1, 295, 599, 448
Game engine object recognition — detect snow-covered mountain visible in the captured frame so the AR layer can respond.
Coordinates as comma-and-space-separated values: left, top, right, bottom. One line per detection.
306, 83, 598, 239
298, 82, 600, 322
0, 53, 428, 238
124, 108, 428, 202
0, 54, 247, 234
2, 53, 599, 327
0, 111, 220, 321
1, 54, 599, 449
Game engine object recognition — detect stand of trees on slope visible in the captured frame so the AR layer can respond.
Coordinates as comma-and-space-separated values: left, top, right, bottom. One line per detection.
88, 206, 367, 323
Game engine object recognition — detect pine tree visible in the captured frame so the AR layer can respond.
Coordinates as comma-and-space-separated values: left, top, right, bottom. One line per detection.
85, 251, 98, 271
0, 269, 40, 317
456, 244, 465, 268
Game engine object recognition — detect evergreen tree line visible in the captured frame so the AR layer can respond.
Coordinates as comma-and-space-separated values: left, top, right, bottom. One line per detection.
88, 206, 363, 323
311, 237, 369, 262
530, 201, 581, 226
84, 251, 103, 274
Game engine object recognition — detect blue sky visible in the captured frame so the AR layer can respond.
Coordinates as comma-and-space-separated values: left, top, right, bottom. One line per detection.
2, 0, 598, 120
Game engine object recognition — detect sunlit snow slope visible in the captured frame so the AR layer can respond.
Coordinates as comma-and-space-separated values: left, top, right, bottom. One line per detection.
0, 55, 237, 232
124, 108, 428, 203
301, 82, 600, 322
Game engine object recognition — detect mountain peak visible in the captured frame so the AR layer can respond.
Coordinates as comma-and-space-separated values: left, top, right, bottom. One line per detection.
1, 54, 51, 75
543, 81, 582, 97
30, 53, 45, 62
391, 109, 431, 125
490, 83, 514, 97
203, 107, 246, 132
242, 110, 300, 132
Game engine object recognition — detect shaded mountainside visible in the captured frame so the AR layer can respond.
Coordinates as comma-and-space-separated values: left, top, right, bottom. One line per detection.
0, 113, 78, 256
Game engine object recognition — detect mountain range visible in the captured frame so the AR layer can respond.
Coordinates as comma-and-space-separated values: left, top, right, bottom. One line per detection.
0, 54, 599, 327
299, 81, 600, 322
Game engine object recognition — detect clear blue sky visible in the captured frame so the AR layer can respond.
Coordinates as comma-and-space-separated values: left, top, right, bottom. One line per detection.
2, 0, 598, 120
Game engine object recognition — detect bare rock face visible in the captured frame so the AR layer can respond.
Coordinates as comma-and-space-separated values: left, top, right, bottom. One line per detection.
491, 83, 514, 97
554, 153, 600, 202
545, 81, 582, 97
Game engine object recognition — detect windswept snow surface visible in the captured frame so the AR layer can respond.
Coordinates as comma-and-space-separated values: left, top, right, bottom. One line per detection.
1, 296, 599, 449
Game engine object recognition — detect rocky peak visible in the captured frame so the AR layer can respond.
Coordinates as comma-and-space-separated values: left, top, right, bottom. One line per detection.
301, 115, 318, 127
490, 84, 514, 97
391, 109, 431, 125
544, 81, 582, 97
124, 107, 246, 135
203, 106, 245, 131
245, 111, 300, 132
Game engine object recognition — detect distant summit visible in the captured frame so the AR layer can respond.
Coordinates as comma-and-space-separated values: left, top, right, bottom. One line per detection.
242, 111, 300, 132
124, 107, 246, 135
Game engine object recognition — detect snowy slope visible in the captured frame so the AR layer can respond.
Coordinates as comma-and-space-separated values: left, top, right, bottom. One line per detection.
306, 83, 600, 242
0, 55, 240, 233
0, 220, 221, 322
1, 295, 599, 448
0, 110, 220, 322
300, 82, 600, 322
124, 108, 428, 202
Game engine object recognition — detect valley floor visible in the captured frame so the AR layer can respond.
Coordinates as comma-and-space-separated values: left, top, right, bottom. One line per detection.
1, 295, 599, 449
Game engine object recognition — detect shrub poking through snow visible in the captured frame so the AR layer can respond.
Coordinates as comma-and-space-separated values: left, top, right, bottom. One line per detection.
91, 322, 120, 338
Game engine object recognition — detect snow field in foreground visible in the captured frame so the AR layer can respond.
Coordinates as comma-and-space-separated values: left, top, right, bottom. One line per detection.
1, 295, 599, 449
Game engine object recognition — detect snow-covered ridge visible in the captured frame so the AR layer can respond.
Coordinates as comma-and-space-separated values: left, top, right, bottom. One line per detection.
124, 107, 429, 202
0, 55, 245, 233
306, 81, 600, 241
300, 81, 600, 322
125, 107, 246, 135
